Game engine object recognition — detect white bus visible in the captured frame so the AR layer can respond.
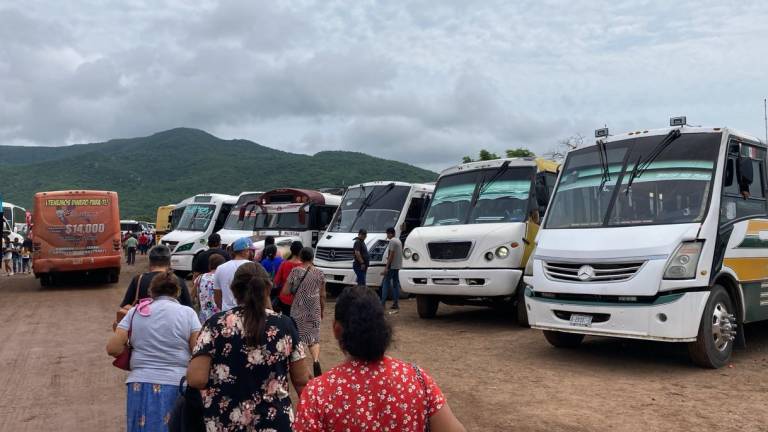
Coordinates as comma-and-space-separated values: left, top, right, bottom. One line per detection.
241, 188, 340, 254
400, 158, 559, 321
2, 202, 27, 234
315, 181, 435, 289
161, 193, 237, 274
526, 118, 768, 368
216, 191, 264, 249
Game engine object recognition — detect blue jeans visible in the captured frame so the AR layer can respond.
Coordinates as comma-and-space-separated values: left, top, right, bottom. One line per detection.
380, 268, 400, 306
353, 265, 367, 286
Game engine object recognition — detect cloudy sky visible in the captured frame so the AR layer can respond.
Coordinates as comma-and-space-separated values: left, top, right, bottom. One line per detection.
1, 1, 767, 170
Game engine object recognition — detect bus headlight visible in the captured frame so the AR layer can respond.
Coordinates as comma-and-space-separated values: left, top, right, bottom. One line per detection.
495, 246, 509, 258
368, 240, 390, 262
412, 253, 420, 262
663, 241, 703, 279
403, 248, 413, 259
175, 242, 194, 253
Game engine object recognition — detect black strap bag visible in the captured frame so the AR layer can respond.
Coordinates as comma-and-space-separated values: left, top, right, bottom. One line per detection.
168, 377, 205, 432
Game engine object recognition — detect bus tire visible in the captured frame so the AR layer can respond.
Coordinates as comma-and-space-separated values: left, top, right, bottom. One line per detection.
543, 330, 584, 348
108, 269, 120, 284
416, 295, 439, 319
688, 285, 735, 369
40, 274, 51, 287
515, 284, 529, 327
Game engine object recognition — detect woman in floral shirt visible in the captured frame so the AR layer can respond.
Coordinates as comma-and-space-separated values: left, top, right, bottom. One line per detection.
193, 254, 225, 323
294, 286, 466, 432
187, 262, 312, 431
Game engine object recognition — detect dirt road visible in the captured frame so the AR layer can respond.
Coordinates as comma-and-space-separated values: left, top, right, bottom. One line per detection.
1, 255, 767, 431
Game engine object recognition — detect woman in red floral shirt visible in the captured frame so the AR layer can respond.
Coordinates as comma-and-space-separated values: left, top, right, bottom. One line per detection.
294, 286, 466, 432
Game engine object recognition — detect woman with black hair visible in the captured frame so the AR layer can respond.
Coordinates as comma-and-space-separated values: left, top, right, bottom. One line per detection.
294, 286, 466, 432
287, 247, 326, 377
187, 262, 312, 431
107, 271, 201, 432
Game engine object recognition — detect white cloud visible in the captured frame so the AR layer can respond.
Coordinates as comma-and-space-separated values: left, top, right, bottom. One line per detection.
1, 0, 767, 170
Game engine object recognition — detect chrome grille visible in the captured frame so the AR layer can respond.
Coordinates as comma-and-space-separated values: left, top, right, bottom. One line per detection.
543, 261, 644, 282
316, 247, 355, 262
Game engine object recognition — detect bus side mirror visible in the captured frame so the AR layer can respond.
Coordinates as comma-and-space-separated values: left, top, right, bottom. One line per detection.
298, 207, 307, 225
238, 207, 246, 222
724, 159, 735, 187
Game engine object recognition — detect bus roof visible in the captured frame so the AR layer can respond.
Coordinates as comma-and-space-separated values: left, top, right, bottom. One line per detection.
251, 188, 341, 207
2, 202, 25, 210
34, 190, 116, 198
439, 157, 560, 177
589, 126, 765, 149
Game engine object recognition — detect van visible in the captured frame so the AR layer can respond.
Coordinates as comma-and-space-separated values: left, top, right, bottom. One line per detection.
160, 193, 237, 274
315, 182, 434, 289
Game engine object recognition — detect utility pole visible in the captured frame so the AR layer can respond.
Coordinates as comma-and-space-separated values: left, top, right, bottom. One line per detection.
764, 98, 767, 143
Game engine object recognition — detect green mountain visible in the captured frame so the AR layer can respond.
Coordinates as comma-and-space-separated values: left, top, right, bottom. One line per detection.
0, 128, 437, 220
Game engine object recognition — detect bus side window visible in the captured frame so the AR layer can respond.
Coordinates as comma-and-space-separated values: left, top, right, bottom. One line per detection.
721, 146, 767, 222
213, 204, 232, 231
401, 197, 428, 240
312, 206, 336, 230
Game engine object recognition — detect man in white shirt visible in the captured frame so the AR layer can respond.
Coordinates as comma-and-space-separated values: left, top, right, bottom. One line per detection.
213, 237, 255, 311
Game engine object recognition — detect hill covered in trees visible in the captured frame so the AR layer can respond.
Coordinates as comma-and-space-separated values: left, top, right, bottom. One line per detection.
0, 128, 437, 219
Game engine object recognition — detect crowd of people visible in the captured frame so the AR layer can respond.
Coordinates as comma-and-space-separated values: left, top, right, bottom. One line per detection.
2, 235, 33, 276
107, 232, 466, 432
122, 230, 156, 266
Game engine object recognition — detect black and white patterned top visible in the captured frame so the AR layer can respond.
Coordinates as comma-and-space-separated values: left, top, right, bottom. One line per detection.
288, 266, 325, 346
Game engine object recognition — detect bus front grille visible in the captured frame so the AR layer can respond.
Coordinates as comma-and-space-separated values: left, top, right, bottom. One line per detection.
316, 247, 354, 262
427, 241, 472, 261
543, 261, 644, 283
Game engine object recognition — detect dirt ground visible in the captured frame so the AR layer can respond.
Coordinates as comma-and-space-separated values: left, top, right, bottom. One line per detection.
1, 255, 768, 431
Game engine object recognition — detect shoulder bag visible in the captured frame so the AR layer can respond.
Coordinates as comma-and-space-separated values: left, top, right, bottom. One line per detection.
113, 273, 144, 331
112, 308, 138, 371
413, 363, 431, 432
289, 267, 311, 295
168, 377, 205, 432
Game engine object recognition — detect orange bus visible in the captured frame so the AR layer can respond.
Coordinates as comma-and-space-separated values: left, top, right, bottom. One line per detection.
32, 190, 122, 286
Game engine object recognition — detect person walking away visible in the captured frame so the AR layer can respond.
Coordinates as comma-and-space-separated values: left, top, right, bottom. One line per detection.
194, 254, 225, 323
138, 232, 149, 255
261, 244, 283, 281
286, 247, 326, 377
11, 238, 22, 275
212, 237, 254, 312
294, 286, 466, 432
187, 262, 312, 431
380, 227, 403, 312
119, 245, 194, 308
352, 229, 369, 286
107, 271, 202, 432
255, 235, 282, 261
124, 234, 138, 265
273, 241, 303, 314
2, 237, 13, 276
191, 233, 230, 282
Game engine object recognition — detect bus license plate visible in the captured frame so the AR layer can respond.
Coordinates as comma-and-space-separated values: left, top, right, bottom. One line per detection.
72, 258, 83, 265
570, 314, 592, 327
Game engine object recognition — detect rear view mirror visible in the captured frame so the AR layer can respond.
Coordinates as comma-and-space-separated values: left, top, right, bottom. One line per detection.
724, 159, 734, 187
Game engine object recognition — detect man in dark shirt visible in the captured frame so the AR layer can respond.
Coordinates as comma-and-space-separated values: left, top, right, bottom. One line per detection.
120, 244, 193, 307
191, 233, 231, 280
352, 229, 369, 286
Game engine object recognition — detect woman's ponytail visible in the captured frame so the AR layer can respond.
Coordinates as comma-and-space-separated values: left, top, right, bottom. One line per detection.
231, 262, 271, 346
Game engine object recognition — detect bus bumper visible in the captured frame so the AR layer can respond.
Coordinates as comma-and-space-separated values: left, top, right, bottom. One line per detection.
526, 289, 710, 342
170, 253, 194, 272
400, 268, 522, 297
317, 265, 385, 287
33, 255, 121, 275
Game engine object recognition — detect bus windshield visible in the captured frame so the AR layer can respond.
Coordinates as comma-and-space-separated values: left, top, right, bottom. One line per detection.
177, 204, 216, 231
222, 203, 259, 231
329, 185, 410, 233
423, 166, 534, 226
546, 132, 721, 228
254, 208, 308, 230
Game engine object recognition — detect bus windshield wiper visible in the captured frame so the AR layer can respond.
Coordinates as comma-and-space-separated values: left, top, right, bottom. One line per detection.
349, 183, 396, 230
597, 139, 611, 191
625, 129, 681, 193
470, 161, 511, 209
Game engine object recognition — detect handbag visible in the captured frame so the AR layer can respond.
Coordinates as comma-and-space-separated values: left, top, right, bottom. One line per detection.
113, 273, 144, 330
413, 363, 431, 432
289, 268, 311, 295
168, 377, 205, 432
112, 308, 137, 371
